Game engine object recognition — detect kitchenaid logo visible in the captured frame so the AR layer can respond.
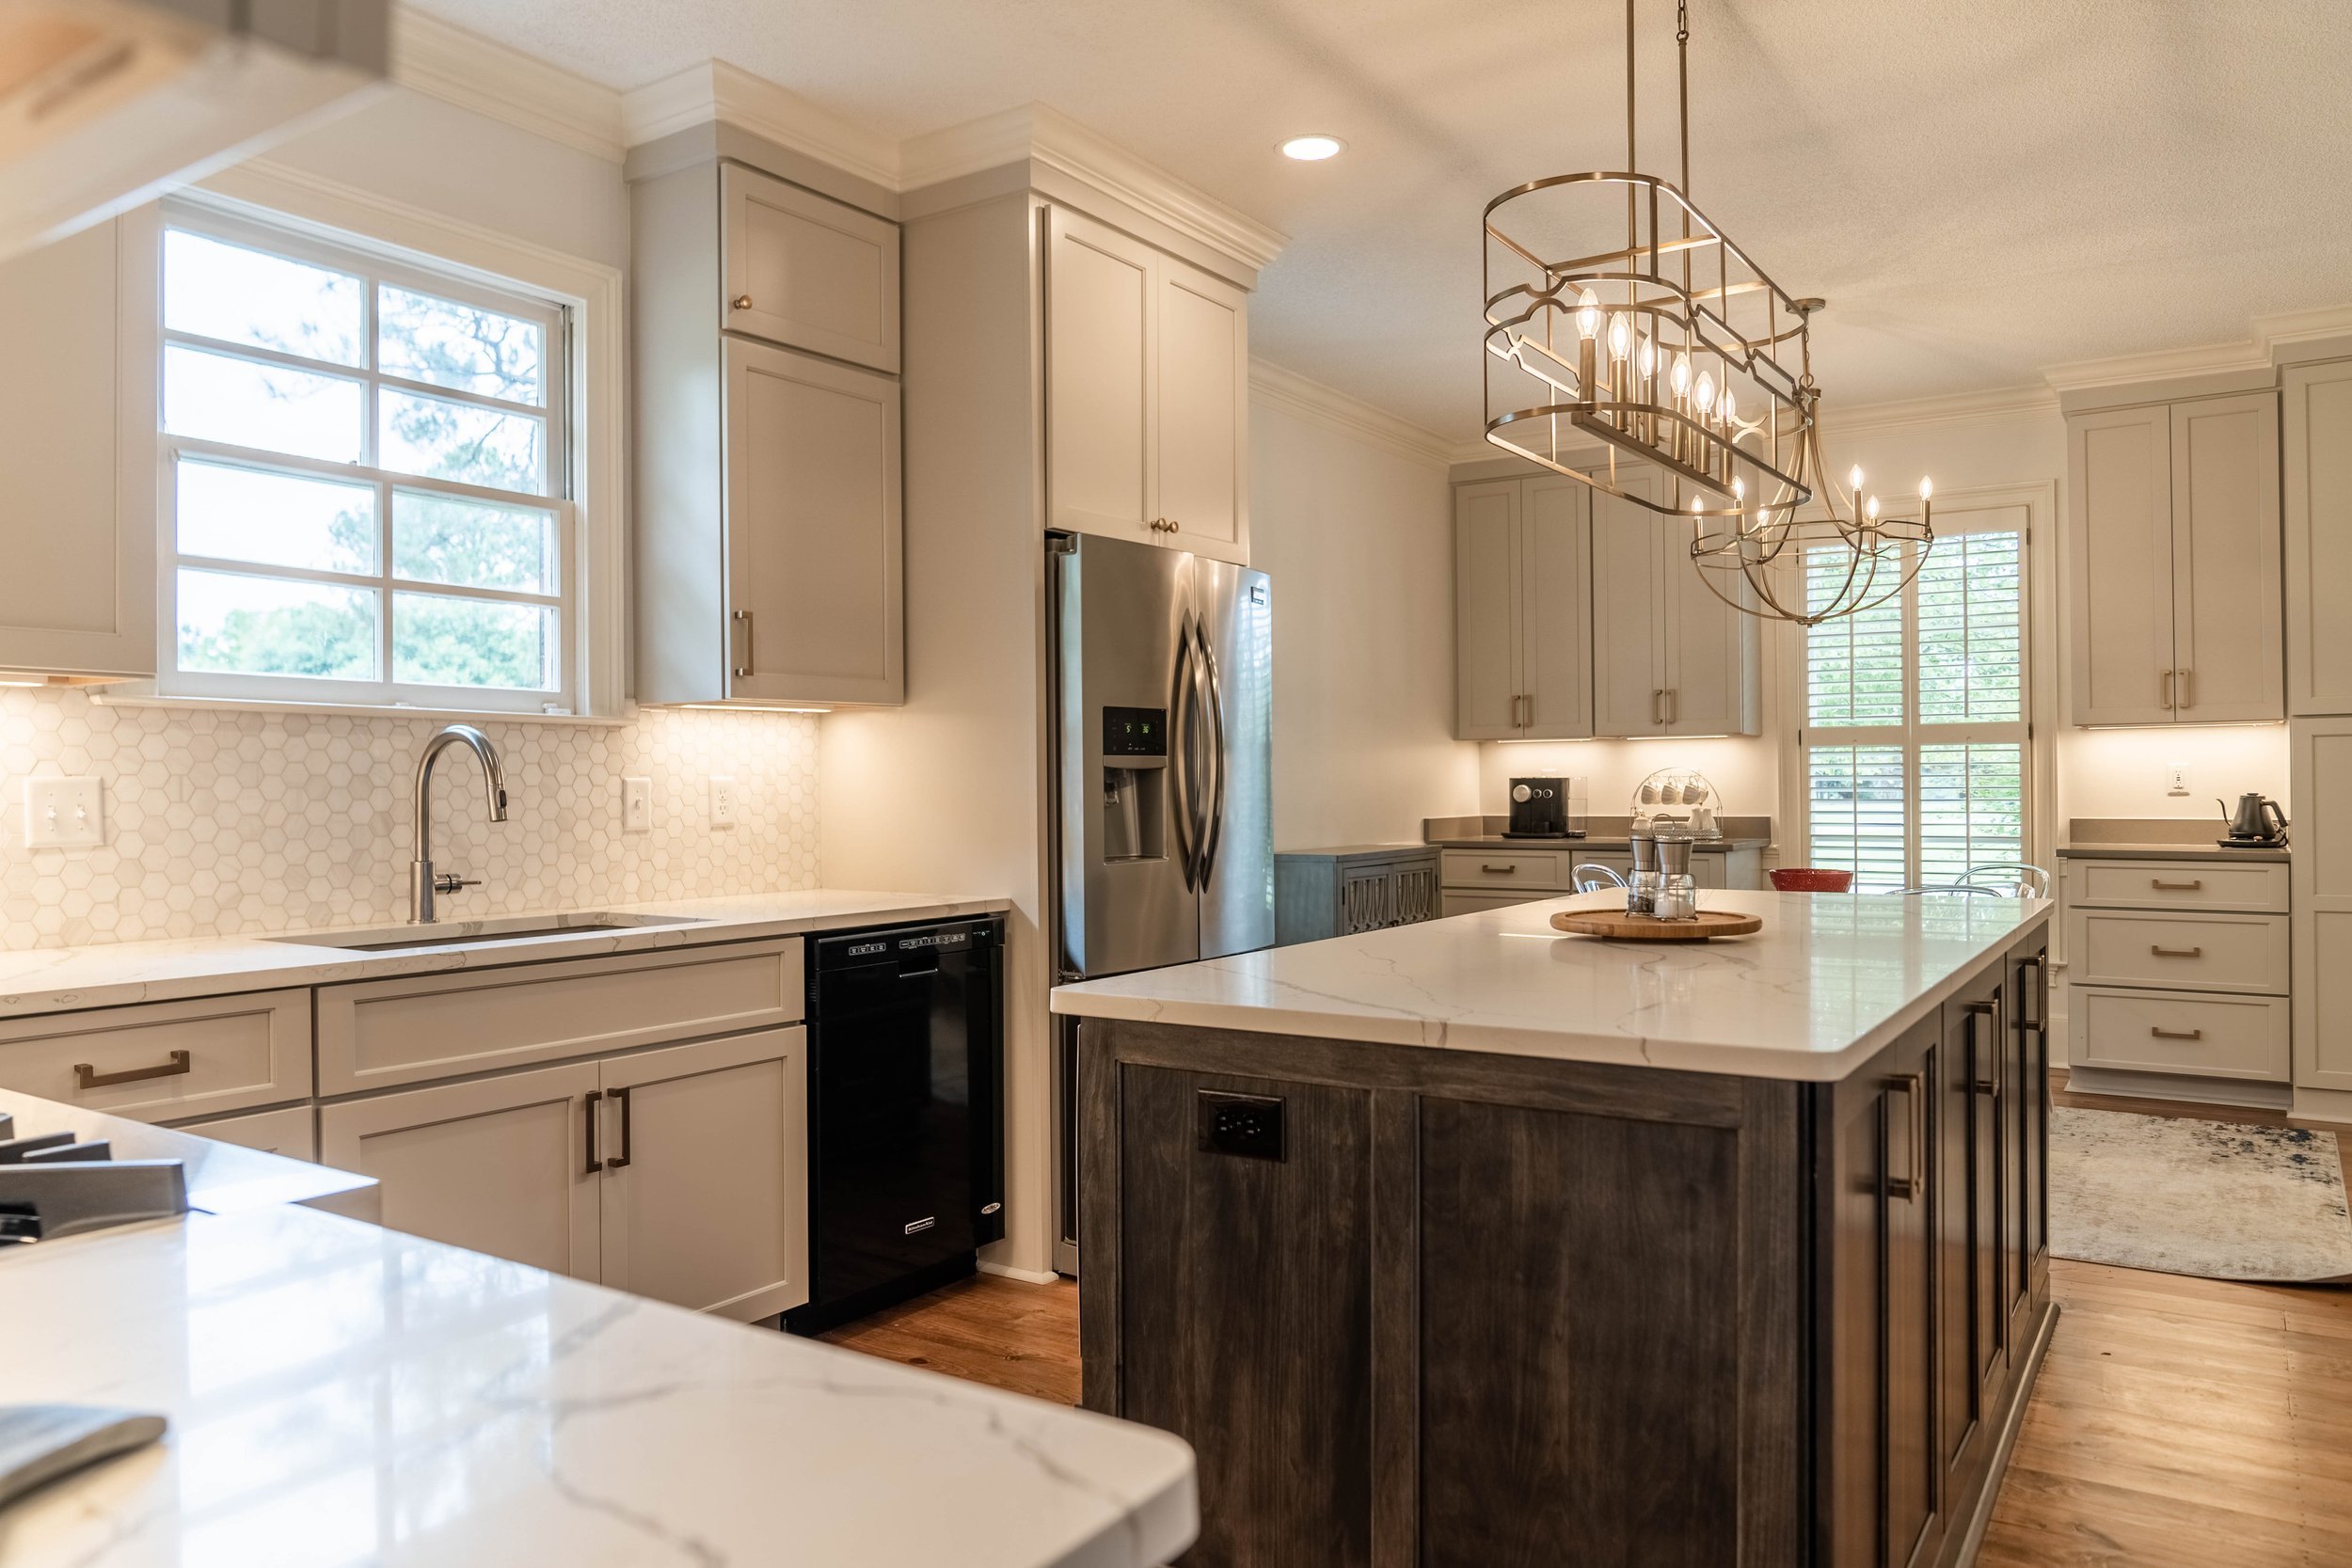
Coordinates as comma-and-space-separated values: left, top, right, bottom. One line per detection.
898, 933, 969, 950
846, 942, 888, 957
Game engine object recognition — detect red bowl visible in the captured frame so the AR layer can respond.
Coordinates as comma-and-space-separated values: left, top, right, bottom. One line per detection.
1770, 868, 1855, 893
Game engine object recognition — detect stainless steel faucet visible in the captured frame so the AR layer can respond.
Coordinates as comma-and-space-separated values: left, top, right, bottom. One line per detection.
411, 724, 508, 923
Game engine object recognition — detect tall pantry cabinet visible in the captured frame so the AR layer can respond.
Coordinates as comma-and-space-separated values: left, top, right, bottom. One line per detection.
2284, 351, 2352, 1119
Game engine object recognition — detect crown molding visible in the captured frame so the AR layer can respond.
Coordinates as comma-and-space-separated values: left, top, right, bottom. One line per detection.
621, 60, 900, 190
1824, 383, 2058, 436
1248, 359, 1453, 470
904, 103, 1286, 272
2044, 303, 2352, 392
390, 7, 625, 162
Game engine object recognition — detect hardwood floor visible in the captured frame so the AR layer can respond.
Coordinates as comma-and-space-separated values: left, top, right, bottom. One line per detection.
822, 1078, 2352, 1564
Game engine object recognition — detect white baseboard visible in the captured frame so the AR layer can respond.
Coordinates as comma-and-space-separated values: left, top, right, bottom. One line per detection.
977, 1259, 1063, 1285
2064, 1065, 2291, 1112
2290, 1085, 2352, 1127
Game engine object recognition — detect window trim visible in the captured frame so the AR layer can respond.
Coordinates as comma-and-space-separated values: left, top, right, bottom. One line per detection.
1780, 482, 2059, 889
102, 158, 628, 721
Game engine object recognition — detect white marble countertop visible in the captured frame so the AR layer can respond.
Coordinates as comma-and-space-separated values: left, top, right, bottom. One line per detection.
1052, 889, 2052, 1082
0, 1202, 1196, 1568
0, 889, 1009, 1021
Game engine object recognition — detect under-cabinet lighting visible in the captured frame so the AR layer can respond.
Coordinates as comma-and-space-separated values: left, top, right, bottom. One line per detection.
672, 704, 831, 714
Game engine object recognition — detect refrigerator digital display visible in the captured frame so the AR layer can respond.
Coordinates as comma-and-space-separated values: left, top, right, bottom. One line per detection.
1102, 705, 1167, 757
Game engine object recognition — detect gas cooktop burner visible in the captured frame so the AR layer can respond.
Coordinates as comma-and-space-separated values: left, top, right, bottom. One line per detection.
0, 1112, 185, 1244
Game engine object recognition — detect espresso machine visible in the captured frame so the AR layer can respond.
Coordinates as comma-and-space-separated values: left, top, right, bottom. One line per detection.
1505, 776, 1584, 839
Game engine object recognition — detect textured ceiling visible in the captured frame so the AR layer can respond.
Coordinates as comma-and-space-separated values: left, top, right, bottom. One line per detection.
412, 0, 2352, 438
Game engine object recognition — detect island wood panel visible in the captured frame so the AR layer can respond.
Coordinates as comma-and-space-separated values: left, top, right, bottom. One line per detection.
1417, 1097, 1743, 1567
1113, 1064, 1374, 1568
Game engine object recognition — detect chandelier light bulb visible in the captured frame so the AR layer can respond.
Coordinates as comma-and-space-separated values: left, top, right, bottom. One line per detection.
1577, 289, 1602, 340
1671, 353, 1692, 397
1866, 495, 1882, 521
1693, 371, 1717, 415
1732, 476, 1745, 501
1637, 334, 1656, 376
1849, 464, 1864, 493
1919, 477, 1933, 500
1607, 314, 1631, 361
1720, 388, 1737, 427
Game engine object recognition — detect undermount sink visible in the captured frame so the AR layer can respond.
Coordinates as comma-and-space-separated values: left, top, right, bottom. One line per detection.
268, 912, 705, 953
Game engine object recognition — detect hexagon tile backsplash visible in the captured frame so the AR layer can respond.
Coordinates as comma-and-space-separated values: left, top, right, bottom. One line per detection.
0, 689, 822, 949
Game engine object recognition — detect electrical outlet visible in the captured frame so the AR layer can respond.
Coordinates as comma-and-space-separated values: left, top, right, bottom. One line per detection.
24, 777, 103, 848
708, 775, 737, 829
622, 776, 652, 833
2165, 763, 2190, 797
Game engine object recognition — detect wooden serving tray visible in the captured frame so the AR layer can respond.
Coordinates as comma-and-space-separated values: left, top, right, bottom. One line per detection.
1549, 908, 1763, 941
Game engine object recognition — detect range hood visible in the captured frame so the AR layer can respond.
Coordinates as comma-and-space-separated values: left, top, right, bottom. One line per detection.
0, 0, 389, 262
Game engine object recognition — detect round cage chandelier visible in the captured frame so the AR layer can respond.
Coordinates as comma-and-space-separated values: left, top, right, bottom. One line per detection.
1481, 0, 1932, 626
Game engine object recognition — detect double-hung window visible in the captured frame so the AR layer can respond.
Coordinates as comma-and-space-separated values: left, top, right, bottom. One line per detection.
157, 203, 576, 712
1803, 507, 2030, 892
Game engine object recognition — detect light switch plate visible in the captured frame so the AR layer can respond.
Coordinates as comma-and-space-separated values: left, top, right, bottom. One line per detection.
24, 777, 102, 848
622, 776, 652, 833
708, 775, 737, 829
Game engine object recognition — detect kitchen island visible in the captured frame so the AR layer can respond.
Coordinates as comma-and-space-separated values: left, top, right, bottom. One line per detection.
1052, 889, 2055, 1568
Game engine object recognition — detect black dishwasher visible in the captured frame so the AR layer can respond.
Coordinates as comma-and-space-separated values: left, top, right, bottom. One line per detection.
784, 916, 1004, 1334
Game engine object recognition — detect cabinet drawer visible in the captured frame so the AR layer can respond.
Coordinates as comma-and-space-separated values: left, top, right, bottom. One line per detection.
0, 990, 311, 1122
171, 1103, 318, 1162
2068, 909, 2289, 994
2071, 859, 2288, 912
1441, 850, 1564, 890
721, 163, 899, 372
317, 938, 804, 1095
2074, 987, 2289, 1081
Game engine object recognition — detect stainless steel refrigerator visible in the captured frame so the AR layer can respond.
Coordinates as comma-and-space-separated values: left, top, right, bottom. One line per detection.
1049, 531, 1273, 1274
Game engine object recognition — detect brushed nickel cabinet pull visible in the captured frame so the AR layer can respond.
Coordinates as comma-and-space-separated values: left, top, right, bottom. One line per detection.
2161, 670, 2176, 709
1967, 999, 2002, 1097
2150, 944, 2203, 958
2179, 668, 2194, 709
731, 610, 755, 678
2149, 1026, 2204, 1041
1666, 688, 1678, 724
731, 293, 753, 309
1167, 519, 1181, 534
2151, 879, 2203, 891
583, 1089, 603, 1175
73, 1050, 189, 1090
604, 1085, 632, 1171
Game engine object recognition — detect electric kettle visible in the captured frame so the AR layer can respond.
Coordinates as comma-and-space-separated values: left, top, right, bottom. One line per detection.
2218, 793, 2288, 847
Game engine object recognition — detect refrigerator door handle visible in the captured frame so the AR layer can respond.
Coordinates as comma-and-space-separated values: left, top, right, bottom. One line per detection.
1168, 616, 1200, 890
1196, 621, 1229, 886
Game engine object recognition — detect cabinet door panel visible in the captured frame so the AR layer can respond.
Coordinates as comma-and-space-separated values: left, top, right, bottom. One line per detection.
1117, 1066, 1374, 1568
319, 1063, 600, 1280
598, 1028, 808, 1321
1665, 536, 1757, 736
0, 213, 153, 676
2068, 405, 2177, 724
1454, 480, 1522, 738
1045, 207, 1155, 540
1521, 475, 1594, 737
1590, 479, 1667, 736
2285, 362, 2352, 716
721, 163, 900, 372
1155, 261, 1248, 559
2293, 719, 2352, 1091
723, 341, 903, 705
2170, 393, 2282, 722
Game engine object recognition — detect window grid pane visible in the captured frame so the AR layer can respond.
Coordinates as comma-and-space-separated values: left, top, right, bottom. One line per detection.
160, 209, 568, 710
1807, 744, 1909, 894
1917, 532, 2023, 725
1805, 546, 1904, 727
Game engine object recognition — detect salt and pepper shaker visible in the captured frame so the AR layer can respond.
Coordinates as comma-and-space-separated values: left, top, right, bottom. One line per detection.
1627, 831, 1660, 917
1654, 833, 1698, 921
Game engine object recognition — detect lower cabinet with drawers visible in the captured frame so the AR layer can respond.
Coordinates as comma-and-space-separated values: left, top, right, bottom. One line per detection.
2061, 855, 2292, 1101
0, 936, 815, 1323
1274, 846, 1442, 944
1438, 842, 1762, 916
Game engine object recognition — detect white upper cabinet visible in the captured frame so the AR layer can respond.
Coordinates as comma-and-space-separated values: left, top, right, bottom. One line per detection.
1588, 476, 1758, 737
633, 157, 905, 706
2284, 357, 2352, 716
0, 214, 155, 680
2068, 389, 2281, 725
1045, 205, 1249, 562
1453, 474, 1593, 740
723, 340, 904, 705
722, 163, 900, 372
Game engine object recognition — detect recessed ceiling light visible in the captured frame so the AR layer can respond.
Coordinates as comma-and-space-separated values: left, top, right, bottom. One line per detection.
1279, 135, 1345, 162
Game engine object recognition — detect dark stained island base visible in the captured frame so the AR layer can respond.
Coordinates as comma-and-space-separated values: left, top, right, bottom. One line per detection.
1052, 889, 2056, 1568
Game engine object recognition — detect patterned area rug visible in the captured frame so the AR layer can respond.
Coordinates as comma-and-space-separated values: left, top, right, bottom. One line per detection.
2048, 1106, 2352, 1282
